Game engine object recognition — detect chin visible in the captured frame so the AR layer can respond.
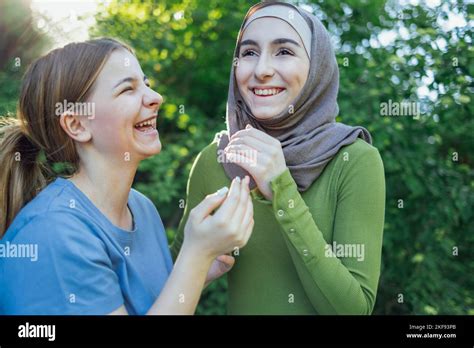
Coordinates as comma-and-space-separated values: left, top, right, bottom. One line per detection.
146, 142, 162, 157
137, 141, 162, 160
251, 107, 285, 120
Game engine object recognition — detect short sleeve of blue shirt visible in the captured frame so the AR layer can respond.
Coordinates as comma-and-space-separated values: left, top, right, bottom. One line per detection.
0, 178, 173, 315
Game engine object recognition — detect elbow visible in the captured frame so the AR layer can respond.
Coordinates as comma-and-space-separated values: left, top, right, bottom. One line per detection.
346, 288, 376, 315
319, 289, 376, 315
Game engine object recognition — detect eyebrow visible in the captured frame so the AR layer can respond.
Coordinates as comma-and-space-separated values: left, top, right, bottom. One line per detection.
113, 75, 149, 89
240, 38, 301, 48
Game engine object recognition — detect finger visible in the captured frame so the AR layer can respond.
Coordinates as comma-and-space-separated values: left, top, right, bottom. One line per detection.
216, 254, 235, 267
241, 215, 255, 248
242, 196, 255, 243
216, 255, 235, 274
237, 189, 253, 237
225, 143, 259, 168
229, 176, 250, 225
225, 151, 261, 177
206, 256, 235, 283
246, 218, 255, 243
213, 176, 242, 221
190, 186, 228, 223
228, 134, 272, 154
225, 143, 257, 159
231, 125, 276, 146
230, 178, 253, 247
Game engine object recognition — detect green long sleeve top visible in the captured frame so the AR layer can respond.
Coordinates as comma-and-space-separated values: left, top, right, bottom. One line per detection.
170, 137, 385, 315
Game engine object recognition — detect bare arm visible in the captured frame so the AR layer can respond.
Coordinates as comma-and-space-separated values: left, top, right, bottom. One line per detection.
110, 176, 253, 315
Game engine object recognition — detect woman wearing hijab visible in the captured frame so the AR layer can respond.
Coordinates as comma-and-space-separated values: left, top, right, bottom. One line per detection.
171, 1, 385, 314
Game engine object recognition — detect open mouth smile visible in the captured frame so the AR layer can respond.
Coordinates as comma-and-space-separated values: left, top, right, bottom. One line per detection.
134, 116, 158, 135
252, 87, 285, 97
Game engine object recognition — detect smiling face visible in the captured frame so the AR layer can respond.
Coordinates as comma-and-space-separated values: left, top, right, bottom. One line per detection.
83, 49, 163, 163
235, 17, 310, 120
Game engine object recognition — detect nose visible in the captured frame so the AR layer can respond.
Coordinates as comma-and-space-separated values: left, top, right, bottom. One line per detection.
254, 52, 275, 80
143, 87, 163, 112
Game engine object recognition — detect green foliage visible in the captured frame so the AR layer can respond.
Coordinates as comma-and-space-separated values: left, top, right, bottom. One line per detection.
0, 0, 51, 116
1, 0, 471, 315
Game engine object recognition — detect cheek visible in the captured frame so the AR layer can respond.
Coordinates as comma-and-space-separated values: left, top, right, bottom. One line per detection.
281, 62, 309, 93
235, 62, 253, 90
90, 108, 132, 149
297, 60, 310, 88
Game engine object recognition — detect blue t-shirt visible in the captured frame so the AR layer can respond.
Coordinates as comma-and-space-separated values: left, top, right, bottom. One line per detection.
0, 177, 173, 315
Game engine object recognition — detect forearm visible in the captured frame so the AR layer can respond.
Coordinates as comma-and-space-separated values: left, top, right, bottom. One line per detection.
268, 167, 383, 314
281, 230, 375, 314
171, 215, 213, 288
170, 220, 185, 262
147, 243, 213, 315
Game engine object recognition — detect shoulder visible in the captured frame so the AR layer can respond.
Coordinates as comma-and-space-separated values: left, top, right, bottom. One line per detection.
7, 178, 71, 229
332, 139, 385, 193
333, 138, 384, 173
337, 138, 381, 161
197, 135, 221, 165
189, 133, 223, 175
5, 177, 108, 239
4, 209, 106, 255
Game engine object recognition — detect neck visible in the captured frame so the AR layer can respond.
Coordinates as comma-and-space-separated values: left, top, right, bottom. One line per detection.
69, 150, 138, 231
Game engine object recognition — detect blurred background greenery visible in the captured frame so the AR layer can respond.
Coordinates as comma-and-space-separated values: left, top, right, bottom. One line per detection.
0, 0, 472, 315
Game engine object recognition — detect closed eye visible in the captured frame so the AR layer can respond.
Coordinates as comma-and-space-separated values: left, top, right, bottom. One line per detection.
121, 86, 133, 94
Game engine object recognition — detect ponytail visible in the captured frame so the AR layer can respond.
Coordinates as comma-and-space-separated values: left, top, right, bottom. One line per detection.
0, 117, 48, 236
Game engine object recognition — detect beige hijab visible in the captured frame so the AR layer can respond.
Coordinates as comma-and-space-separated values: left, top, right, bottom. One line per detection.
216, 1, 372, 192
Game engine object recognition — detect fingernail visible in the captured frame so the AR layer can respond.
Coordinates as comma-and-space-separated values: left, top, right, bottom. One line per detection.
216, 187, 229, 196
236, 176, 241, 183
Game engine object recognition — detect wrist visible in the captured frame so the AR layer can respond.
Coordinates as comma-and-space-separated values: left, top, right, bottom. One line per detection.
180, 240, 215, 268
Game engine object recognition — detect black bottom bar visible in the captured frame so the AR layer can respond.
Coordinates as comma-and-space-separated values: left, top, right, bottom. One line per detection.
0, 315, 472, 346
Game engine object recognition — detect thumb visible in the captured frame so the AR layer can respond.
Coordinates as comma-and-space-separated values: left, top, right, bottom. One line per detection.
216, 254, 235, 272
191, 187, 229, 222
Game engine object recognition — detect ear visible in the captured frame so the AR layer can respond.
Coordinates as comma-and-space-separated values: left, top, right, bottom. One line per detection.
59, 111, 92, 143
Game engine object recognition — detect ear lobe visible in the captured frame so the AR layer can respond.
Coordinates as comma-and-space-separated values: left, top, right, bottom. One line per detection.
59, 112, 92, 143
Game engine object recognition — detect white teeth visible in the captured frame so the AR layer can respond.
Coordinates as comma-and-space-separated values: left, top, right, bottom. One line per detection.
135, 119, 154, 128
254, 88, 282, 96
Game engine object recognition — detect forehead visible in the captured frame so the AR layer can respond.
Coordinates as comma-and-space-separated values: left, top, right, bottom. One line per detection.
97, 49, 143, 84
241, 17, 303, 45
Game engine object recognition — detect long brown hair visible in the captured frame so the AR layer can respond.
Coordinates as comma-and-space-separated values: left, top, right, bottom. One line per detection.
0, 38, 133, 236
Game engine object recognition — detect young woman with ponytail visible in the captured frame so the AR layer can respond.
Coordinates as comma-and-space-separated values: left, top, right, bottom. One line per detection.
0, 38, 254, 315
